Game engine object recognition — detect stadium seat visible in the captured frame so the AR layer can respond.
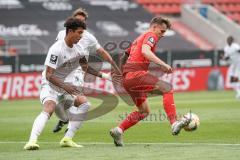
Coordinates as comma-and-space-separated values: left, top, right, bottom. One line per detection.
202, 0, 240, 24
136, 0, 184, 14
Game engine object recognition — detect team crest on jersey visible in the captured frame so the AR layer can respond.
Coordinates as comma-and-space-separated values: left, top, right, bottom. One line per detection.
148, 37, 155, 44
50, 55, 58, 64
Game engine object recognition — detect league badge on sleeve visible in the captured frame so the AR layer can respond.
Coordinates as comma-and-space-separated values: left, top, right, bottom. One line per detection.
50, 55, 58, 64
148, 37, 155, 45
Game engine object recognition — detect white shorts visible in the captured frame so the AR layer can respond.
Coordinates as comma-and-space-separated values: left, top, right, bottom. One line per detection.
226, 63, 240, 88
228, 63, 240, 78
40, 83, 62, 105
40, 69, 84, 105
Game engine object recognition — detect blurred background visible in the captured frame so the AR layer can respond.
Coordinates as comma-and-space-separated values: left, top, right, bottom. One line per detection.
0, 0, 240, 99
0, 2, 240, 159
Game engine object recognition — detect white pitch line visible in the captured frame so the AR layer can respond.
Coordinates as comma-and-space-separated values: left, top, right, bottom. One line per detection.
149, 98, 238, 104
0, 141, 240, 146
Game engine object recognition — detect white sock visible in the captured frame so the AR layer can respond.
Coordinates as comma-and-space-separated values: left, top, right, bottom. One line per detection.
236, 83, 240, 95
232, 83, 240, 95
65, 102, 90, 139
29, 111, 49, 141
65, 121, 83, 139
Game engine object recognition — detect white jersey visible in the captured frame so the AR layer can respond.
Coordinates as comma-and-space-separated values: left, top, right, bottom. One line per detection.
224, 42, 240, 64
56, 30, 102, 88
56, 30, 101, 60
42, 39, 85, 93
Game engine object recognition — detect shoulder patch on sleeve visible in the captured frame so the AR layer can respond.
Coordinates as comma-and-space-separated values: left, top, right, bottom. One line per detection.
50, 55, 58, 64
148, 37, 155, 44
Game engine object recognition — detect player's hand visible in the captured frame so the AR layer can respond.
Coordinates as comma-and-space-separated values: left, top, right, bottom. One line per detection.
63, 84, 80, 96
101, 72, 111, 80
161, 64, 173, 74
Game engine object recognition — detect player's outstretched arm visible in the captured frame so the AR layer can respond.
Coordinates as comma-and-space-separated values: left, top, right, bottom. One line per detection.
45, 66, 80, 95
142, 44, 172, 73
86, 66, 110, 80
97, 48, 122, 75
79, 57, 110, 80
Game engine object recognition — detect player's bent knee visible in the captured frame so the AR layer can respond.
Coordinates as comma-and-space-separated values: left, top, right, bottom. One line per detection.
74, 96, 88, 106
138, 104, 150, 116
68, 102, 91, 121
155, 80, 172, 93
142, 110, 150, 117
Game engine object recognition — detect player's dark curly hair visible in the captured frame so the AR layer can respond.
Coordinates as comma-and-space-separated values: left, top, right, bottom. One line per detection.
64, 17, 86, 34
150, 16, 171, 29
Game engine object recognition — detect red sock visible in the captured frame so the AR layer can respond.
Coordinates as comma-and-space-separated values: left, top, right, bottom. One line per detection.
119, 111, 146, 132
163, 90, 177, 125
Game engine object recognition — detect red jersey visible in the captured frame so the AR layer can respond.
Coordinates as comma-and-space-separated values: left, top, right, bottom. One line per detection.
123, 31, 159, 76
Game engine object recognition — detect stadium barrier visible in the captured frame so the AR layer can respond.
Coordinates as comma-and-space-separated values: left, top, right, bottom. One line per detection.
0, 66, 229, 100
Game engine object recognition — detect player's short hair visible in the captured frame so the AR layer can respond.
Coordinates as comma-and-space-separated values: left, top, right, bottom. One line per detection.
150, 16, 171, 29
64, 17, 86, 34
72, 8, 88, 20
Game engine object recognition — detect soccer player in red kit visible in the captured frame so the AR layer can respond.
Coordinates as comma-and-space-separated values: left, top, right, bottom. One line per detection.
110, 16, 190, 146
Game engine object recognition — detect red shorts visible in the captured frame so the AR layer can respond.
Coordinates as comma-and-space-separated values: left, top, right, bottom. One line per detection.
122, 71, 159, 107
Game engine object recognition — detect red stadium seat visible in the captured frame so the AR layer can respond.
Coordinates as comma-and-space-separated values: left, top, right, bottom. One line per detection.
202, 0, 240, 24
137, 0, 240, 16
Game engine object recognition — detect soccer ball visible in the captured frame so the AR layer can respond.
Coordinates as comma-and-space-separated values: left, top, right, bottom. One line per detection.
183, 113, 200, 131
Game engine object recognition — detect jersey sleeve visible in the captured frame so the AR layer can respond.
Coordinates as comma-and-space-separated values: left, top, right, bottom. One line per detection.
142, 33, 158, 48
87, 32, 101, 51
44, 45, 60, 69
235, 43, 240, 51
75, 44, 87, 58
55, 30, 65, 41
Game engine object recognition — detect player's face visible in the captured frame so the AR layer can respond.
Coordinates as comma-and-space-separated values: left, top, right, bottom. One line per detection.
155, 23, 167, 38
227, 37, 233, 45
70, 28, 84, 44
75, 15, 86, 23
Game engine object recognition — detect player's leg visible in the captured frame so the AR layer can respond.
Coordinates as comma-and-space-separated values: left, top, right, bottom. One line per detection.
154, 80, 177, 124
24, 85, 58, 150
110, 99, 150, 147
127, 73, 178, 126
53, 103, 69, 133
226, 64, 239, 94
54, 70, 84, 132
154, 80, 190, 135
53, 94, 74, 133
231, 63, 240, 98
60, 95, 90, 148
53, 120, 68, 133
110, 72, 155, 146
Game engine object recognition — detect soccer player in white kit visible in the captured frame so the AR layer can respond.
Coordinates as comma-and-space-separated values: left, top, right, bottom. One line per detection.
24, 18, 87, 150
53, 8, 120, 134
223, 36, 240, 98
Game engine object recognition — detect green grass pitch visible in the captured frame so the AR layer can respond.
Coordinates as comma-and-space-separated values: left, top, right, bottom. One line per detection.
0, 90, 240, 160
